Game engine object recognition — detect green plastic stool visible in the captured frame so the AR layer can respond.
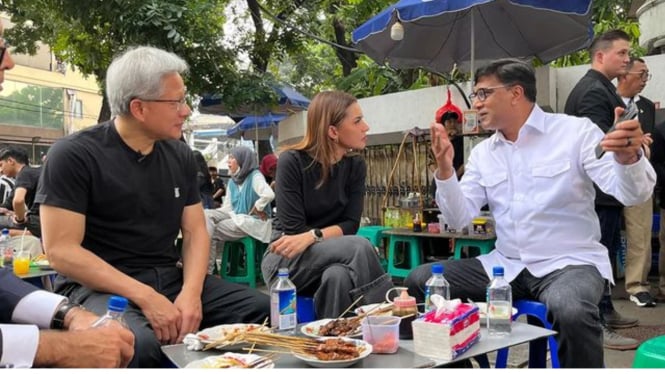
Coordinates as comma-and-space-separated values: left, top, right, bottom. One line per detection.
357, 226, 390, 271
453, 237, 496, 259
633, 335, 665, 368
357, 226, 390, 247
220, 237, 266, 288
386, 235, 422, 278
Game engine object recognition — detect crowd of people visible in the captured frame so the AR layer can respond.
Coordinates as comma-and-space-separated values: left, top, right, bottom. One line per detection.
1, 26, 664, 369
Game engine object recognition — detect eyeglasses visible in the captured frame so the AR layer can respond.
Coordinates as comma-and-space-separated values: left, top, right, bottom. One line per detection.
140, 97, 188, 111
627, 71, 652, 82
468, 84, 513, 102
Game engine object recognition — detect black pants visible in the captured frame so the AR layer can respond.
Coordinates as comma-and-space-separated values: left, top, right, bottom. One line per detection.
405, 259, 605, 368
58, 267, 270, 368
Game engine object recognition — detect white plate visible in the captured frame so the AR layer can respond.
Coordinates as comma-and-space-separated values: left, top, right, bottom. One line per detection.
474, 302, 518, 325
185, 352, 274, 368
196, 323, 270, 350
353, 302, 393, 316
301, 318, 362, 338
293, 337, 372, 368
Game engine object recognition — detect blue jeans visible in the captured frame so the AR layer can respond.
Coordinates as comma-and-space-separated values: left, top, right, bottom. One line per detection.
405, 259, 605, 368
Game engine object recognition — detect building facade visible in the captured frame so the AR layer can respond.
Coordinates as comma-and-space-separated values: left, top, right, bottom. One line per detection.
0, 15, 102, 164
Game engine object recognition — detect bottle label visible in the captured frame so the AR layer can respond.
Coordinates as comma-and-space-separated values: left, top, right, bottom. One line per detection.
272, 289, 297, 330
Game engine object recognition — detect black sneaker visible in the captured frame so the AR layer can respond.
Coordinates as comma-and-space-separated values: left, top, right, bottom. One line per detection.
629, 292, 656, 308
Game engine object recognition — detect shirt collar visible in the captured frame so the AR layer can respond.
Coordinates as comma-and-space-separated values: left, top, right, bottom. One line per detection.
489, 105, 546, 149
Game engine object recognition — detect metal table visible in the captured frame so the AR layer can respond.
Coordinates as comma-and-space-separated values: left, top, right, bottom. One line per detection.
17, 267, 58, 291
162, 322, 555, 368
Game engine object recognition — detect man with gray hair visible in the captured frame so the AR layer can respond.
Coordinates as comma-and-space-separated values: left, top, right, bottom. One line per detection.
35, 46, 270, 367
406, 58, 655, 367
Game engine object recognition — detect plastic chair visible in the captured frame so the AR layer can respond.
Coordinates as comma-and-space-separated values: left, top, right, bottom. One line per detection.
297, 296, 316, 323
357, 225, 390, 271
633, 335, 665, 368
495, 300, 560, 368
452, 237, 496, 259
220, 237, 266, 288
386, 235, 422, 278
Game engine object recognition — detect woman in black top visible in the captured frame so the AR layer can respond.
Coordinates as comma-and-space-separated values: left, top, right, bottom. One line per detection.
261, 91, 392, 318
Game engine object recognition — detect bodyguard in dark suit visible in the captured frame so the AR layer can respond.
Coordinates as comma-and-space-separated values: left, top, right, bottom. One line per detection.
650, 121, 665, 303
564, 29, 640, 350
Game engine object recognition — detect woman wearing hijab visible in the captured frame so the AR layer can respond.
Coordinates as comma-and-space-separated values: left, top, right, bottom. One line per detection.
261, 91, 392, 319
204, 146, 274, 274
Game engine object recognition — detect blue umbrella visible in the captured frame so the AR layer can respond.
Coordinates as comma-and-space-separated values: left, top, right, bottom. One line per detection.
226, 113, 288, 139
352, 0, 593, 77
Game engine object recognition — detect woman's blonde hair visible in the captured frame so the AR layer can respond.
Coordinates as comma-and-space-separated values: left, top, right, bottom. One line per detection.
283, 90, 357, 187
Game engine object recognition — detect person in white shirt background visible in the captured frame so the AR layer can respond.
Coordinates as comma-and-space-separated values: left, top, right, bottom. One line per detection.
405, 58, 655, 368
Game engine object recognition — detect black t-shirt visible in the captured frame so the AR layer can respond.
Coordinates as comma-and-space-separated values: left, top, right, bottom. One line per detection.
274, 150, 365, 236
35, 121, 200, 269
15, 166, 41, 216
212, 177, 225, 203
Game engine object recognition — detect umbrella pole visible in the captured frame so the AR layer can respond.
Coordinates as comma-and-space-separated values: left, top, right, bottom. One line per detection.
470, 9, 475, 84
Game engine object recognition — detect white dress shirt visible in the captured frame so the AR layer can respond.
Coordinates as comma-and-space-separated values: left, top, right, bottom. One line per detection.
1, 290, 66, 368
436, 105, 656, 284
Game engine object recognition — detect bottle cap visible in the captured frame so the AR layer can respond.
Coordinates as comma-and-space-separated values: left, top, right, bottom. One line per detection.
277, 267, 289, 276
107, 296, 128, 312
492, 266, 504, 277
431, 263, 443, 275
1, 228, 8, 235
393, 289, 416, 308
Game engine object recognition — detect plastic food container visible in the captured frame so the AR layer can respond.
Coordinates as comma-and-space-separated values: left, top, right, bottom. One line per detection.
362, 316, 400, 354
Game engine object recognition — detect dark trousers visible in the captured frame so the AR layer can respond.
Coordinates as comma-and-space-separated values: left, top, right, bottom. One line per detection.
405, 259, 605, 368
594, 205, 623, 317
57, 267, 270, 368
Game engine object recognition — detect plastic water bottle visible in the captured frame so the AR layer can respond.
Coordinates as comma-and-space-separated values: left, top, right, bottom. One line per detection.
424, 263, 450, 312
92, 296, 129, 328
270, 268, 297, 333
487, 266, 512, 336
0, 228, 11, 267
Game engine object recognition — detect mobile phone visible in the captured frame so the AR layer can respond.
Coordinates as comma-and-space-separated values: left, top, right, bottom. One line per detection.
594, 104, 639, 159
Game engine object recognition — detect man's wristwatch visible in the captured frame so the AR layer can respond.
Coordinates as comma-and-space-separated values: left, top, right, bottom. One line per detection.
50, 300, 82, 330
310, 228, 324, 243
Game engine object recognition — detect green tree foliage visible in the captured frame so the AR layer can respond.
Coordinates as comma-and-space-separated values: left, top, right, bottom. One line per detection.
0, 85, 63, 128
0, 0, 279, 121
550, 0, 643, 67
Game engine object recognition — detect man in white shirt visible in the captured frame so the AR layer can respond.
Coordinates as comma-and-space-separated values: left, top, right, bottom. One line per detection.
405, 58, 655, 368
0, 268, 134, 367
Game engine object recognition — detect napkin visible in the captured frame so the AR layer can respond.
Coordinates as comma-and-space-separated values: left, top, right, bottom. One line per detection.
184, 333, 204, 351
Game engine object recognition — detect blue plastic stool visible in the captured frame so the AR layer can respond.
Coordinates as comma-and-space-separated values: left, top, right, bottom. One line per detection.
297, 296, 316, 323
386, 235, 422, 278
495, 300, 560, 368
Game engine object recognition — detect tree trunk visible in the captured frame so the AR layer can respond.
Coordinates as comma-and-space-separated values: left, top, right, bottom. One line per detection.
98, 95, 112, 123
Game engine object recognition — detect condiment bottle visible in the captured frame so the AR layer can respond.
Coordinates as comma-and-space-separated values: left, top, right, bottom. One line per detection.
392, 289, 417, 340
